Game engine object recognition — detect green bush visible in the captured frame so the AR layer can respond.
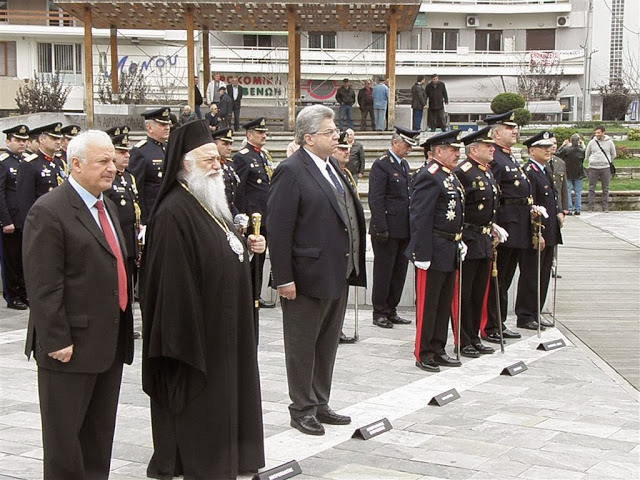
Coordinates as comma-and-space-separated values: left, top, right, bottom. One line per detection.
575, 121, 623, 130
490, 93, 525, 114
512, 108, 531, 127
551, 127, 575, 144
627, 128, 640, 141
616, 145, 631, 159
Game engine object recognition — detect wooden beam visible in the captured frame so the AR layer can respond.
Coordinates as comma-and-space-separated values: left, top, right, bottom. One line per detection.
109, 27, 118, 96
386, 9, 397, 129
202, 27, 210, 93
83, 7, 94, 128
185, 7, 195, 109
294, 30, 301, 99
287, 6, 297, 131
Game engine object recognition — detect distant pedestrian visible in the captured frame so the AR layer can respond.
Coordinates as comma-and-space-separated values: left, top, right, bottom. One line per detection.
228, 76, 244, 131
217, 86, 233, 129
205, 73, 226, 106
335, 78, 356, 130
425, 74, 448, 132
585, 125, 616, 212
411, 75, 427, 130
345, 129, 365, 182
372, 78, 389, 131
557, 133, 586, 215
193, 76, 204, 119
179, 105, 197, 125
357, 80, 374, 131
205, 104, 220, 132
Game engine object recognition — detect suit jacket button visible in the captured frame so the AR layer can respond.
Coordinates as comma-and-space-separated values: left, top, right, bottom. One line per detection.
113, 289, 118, 296
114, 318, 119, 324
345, 253, 350, 257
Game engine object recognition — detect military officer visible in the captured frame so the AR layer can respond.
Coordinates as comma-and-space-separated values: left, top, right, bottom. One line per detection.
482, 111, 529, 338
15, 122, 67, 229
0, 125, 30, 309
212, 127, 240, 216
129, 107, 171, 225
233, 117, 274, 308
407, 130, 465, 372
25, 132, 39, 155
515, 131, 562, 329
454, 127, 502, 357
369, 126, 419, 328
59, 124, 81, 163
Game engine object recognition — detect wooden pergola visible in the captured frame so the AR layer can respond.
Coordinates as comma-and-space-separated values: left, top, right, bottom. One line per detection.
55, 0, 421, 128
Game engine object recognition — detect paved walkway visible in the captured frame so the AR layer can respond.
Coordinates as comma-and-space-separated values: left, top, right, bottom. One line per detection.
0, 214, 638, 480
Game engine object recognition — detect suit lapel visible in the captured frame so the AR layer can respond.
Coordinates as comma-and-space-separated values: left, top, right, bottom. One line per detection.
300, 150, 346, 224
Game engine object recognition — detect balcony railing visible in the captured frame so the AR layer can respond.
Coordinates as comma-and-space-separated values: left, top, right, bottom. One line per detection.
0, 9, 80, 27
421, 0, 570, 4
209, 46, 584, 75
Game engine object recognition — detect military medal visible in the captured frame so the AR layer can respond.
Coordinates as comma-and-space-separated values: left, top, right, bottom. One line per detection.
446, 210, 456, 221
158, 171, 163, 178
478, 204, 484, 210
121, 199, 126, 206
514, 180, 520, 187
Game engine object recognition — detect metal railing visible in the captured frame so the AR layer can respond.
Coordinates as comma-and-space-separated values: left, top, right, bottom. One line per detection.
421, 0, 570, 4
0, 9, 79, 27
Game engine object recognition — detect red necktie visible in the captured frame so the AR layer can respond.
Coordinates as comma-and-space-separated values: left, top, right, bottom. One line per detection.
95, 200, 128, 311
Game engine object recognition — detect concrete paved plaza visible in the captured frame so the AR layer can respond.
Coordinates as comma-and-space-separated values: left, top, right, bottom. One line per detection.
0, 213, 638, 479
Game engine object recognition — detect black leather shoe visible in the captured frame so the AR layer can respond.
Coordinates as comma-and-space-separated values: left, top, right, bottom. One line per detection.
373, 317, 393, 328
502, 328, 521, 339
7, 300, 28, 310
474, 343, 495, 354
388, 314, 411, 325
433, 354, 461, 367
460, 345, 480, 358
20, 298, 29, 307
518, 321, 546, 331
290, 415, 325, 435
339, 332, 357, 344
316, 407, 351, 425
415, 360, 440, 372
482, 333, 505, 344
258, 298, 276, 308
539, 317, 554, 328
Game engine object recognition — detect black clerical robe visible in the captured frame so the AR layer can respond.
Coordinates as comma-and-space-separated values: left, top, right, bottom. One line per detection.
140, 185, 264, 479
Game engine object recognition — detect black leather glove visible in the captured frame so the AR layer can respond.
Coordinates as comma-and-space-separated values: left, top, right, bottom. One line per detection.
375, 231, 389, 244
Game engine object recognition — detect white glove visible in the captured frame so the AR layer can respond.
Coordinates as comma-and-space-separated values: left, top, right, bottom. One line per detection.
414, 260, 431, 270
531, 205, 549, 219
458, 240, 468, 261
493, 223, 509, 243
137, 225, 147, 245
233, 213, 249, 230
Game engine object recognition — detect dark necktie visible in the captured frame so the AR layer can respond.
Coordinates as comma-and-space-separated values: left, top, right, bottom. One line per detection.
95, 200, 128, 311
326, 164, 346, 200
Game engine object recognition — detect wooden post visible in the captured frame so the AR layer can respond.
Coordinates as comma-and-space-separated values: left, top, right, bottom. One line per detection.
202, 27, 210, 95
287, 6, 298, 130
110, 27, 118, 96
83, 7, 94, 128
386, 9, 397, 129
294, 30, 301, 100
186, 7, 195, 109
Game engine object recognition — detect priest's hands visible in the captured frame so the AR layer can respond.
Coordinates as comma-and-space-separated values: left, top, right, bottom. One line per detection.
247, 234, 266, 254
48, 344, 73, 363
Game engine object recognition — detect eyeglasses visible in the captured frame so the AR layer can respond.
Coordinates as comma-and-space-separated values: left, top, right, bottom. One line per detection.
313, 128, 340, 137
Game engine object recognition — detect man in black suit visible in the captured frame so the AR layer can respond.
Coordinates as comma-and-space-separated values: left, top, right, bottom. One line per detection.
228, 76, 244, 131
368, 126, 419, 328
268, 105, 366, 436
217, 86, 233, 129
23, 130, 134, 479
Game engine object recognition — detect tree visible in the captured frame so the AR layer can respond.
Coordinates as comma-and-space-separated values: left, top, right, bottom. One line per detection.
490, 92, 525, 114
599, 81, 632, 121
512, 108, 531, 127
97, 66, 148, 105
15, 71, 71, 114
517, 52, 566, 102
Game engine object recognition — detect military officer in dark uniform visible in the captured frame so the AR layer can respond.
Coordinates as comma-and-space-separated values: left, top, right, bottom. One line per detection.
212, 127, 240, 216
454, 127, 502, 357
0, 125, 30, 309
15, 122, 67, 229
233, 117, 274, 307
104, 127, 140, 297
129, 107, 171, 226
515, 131, 562, 329
59, 124, 81, 163
407, 130, 465, 372
369, 126, 419, 328
482, 111, 530, 338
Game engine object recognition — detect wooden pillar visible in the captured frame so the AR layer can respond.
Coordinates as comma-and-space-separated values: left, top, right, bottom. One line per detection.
287, 6, 298, 130
83, 7, 94, 127
202, 27, 210, 91
186, 7, 195, 109
294, 30, 301, 99
386, 8, 397, 128
109, 27, 118, 96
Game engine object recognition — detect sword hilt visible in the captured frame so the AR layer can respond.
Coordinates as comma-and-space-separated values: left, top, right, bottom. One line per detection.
251, 213, 262, 237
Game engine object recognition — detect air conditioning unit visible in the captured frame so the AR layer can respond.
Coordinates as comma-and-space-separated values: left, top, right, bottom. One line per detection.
556, 16, 570, 27
466, 16, 479, 27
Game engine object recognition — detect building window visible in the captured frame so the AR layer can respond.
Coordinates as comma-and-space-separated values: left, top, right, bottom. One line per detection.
431, 29, 458, 52
37, 43, 82, 75
475, 30, 502, 52
308, 33, 336, 50
48, 0, 73, 26
526, 29, 555, 51
372, 32, 386, 50
243, 35, 272, 48
0, 41, 16, 76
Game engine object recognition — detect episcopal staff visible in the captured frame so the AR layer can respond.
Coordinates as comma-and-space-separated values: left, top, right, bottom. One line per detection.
406, 130, 465, 373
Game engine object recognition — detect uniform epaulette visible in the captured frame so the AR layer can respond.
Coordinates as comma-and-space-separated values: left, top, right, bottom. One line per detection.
134, 139, 147, 148
0, 152, 8, 161
22, 153, 37, 162
428, 163, 439, 174
238, 147, 249, 154
526, 163, 538, 172
459, 161, 472, 173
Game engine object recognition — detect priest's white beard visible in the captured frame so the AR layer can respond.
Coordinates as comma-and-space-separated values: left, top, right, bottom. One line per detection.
182, 168, 233, 224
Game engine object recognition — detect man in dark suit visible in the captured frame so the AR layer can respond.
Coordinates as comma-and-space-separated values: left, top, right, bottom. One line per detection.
217, 86, 233, 129
268, 105, 366, 436
368, 126, 419, 328
411, 75, 427, 130
23, 130, 134, 479
228, 76, 244, 131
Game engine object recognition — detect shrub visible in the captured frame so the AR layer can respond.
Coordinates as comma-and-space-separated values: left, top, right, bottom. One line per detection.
551, 127, 575, 144
15, 71, 71, 114
512, 108, 531, 127
490, 93, 525, 114
627, 128, 640, 141
616, 145, 631, 159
